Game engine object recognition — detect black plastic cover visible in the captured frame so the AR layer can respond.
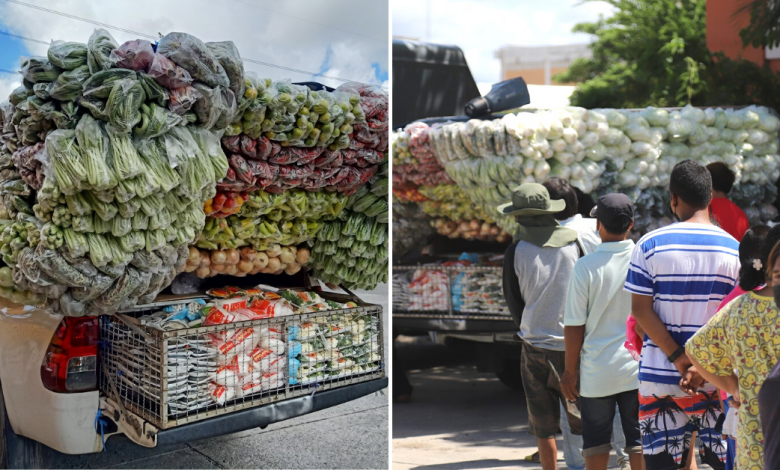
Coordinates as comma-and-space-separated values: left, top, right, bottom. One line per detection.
392, 39, 480, 128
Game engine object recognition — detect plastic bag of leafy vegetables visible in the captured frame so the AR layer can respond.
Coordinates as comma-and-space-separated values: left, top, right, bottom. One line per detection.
49, 64, 90, 100
43, 130, 88, 195
105, 78, 145, 133
133, 102, 184, 140
191, 83, 226, 130
106, 128, 145, 179
75, 114, 116, 190
82, 69, 137, 100
157, 32, 229, 88
79, 97, 109, 122
20, 56, 61, 83
47, 41, 88, 70
9, 86, 31, 106
33, 82, 53, 100
189, 127, 229, 180
138, 72, 169, 106
214, 88, 237, 130
135, 138, 181, 193
87, 29, 118, 74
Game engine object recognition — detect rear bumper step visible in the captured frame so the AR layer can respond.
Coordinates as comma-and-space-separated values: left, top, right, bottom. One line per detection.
155, 377, 387, 447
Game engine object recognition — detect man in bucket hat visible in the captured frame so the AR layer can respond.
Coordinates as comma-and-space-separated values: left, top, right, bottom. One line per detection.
498, 183, 583, 470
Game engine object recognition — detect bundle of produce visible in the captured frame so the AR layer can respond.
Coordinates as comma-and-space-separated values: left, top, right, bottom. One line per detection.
308, 161, 388, 290
452, 269, 509, 315
392, 217, 434, 259
431, 217, 509, 243
196, 214, 320, 250
411, 105, 780, 234
405, 268, 449, 311
392, 185, 427, 203
418, 184, 492, 222
183, 244, 311, 278
392, 124, 453, 187
290, 310, 381, 385
0, 29, 244, 314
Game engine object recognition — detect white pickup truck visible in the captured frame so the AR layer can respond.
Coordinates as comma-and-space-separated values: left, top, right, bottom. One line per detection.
0, 292, 387, 468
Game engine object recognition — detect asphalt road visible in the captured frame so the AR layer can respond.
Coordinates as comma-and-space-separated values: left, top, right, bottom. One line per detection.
53, 285, 389, 470
392, 335, 621, 470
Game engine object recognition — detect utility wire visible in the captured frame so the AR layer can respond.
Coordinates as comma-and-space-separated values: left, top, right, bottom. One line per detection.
0, 68, 19, 75
223, 0, 385, 43
0, 0, 359, 82
0, 29, 48, 45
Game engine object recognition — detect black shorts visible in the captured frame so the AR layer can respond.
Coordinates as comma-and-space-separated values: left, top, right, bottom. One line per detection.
580, 390, 642, 457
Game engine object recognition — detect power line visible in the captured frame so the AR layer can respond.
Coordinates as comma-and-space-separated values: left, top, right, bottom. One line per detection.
0, 68, 19, 75
223, 0, 385, 43
0, 0, 359, 82
0, 29, 48, 45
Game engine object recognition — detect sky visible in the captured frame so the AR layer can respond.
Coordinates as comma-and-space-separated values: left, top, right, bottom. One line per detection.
392, 0, 615, 83
0, 0, 389, 99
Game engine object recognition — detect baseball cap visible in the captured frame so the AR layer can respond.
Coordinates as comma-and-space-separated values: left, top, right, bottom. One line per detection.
589, 193, 634, 225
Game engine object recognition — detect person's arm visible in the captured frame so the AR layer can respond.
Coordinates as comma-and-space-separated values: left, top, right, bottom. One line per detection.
561, 326, 584, 401
634, 320, 644, 339
687, 352, 739, 398
631, 294, 692, 376
561, 262, 587, 401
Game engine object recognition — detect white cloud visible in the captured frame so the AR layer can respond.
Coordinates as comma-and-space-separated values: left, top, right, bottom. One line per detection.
0, 75, 21, 103
392, 0, 614, 83
0, 0, 388, 89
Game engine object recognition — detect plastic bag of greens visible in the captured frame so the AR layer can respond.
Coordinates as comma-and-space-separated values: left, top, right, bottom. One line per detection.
131, 211, 148, 231
87, 29, 118, 74
214, 88, 237, 130
191, 83, 226, 129
71, 214, 94, 233
138, 72, 169, 106
84, 192, 117, 221
168, 85, 200, 115
109, 40, 155, 71
9, 86, 31, 106
63, 228, 88, 258
189, 127, 229, 180
75, 114, 116, 190
20, 57, 61, 83
106, 128, 145, 179
92, 213, 110, 234
44, 130, 88, 195
82, 69, 137, 99
114, 178, 137, 203
48, 41, 88, 70
133, 102, 184, 140
118, 231, 145, 252
117, 198, 139, 218
78, 97, 109, 122
111, 216, 132, 238
105, 78, 145, 133
33, 82, 53, 100
205, 41, 245, 98
136, 139, 181, 193
157, 32, 229, 88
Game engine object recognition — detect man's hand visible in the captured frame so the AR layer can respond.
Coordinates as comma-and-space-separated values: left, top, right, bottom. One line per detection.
679, 366, 707, 395
560, 369, 579, 402
673, 353, 692, 376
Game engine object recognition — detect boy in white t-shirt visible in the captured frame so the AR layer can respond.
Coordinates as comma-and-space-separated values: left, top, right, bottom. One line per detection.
561, 193, 641, 470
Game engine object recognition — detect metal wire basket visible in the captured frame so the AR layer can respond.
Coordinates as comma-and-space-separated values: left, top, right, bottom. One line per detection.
393, 265, 510, 320
99, 292, 385, 429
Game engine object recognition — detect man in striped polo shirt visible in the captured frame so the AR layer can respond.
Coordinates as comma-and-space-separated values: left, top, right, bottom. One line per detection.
624, 160, 739, 470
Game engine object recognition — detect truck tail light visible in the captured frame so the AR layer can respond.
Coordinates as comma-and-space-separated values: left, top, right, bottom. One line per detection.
40, 317, 98, 393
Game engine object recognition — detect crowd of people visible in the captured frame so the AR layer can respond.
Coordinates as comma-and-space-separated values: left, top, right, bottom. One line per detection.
500, 160, 780, 470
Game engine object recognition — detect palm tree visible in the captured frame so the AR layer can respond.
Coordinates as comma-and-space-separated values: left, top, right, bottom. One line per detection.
696, 390, 723, 452
640, 420, 657, 452
669, 436, 682, 455
642, 394, 685, 455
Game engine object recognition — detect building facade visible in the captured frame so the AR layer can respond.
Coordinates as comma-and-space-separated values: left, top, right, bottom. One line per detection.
494, 44, 591, 85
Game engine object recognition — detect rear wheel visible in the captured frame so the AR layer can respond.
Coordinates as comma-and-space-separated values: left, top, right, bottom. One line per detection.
0, 382, 51, 469
496, 359, 523, 391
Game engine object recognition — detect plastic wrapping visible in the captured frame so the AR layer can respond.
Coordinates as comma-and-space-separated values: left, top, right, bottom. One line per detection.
157, 32, 229, 88
148, 53, 193, 90
105, 78, 146, 133
168, 86, 200, 115
20, 57, 62, 84
82, 69, 137, 99
87, 29, 119, 74
206, 41, 245, 98
192, 83, 225, 129
109, 40, 155, 71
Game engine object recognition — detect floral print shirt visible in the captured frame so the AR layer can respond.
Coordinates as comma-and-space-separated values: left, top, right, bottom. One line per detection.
687, 291, 780, 470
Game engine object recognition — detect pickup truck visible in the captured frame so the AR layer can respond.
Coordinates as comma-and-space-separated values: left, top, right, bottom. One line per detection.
0, 289, 387, 468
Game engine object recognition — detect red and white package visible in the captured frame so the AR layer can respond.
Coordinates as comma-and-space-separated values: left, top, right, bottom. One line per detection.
247, 298, 294, 318
213, 362, 241, 387
236, 371, 283, 398
208, 383, 235, 405
213, 297, 248, 313
214, 326, 262, 356
246, 347, 287, 373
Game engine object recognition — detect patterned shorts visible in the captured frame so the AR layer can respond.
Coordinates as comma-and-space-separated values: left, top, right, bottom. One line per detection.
639, 383, 726, 470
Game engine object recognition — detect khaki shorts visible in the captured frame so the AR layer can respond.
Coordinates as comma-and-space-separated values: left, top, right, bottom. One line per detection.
520, 342, 582, 439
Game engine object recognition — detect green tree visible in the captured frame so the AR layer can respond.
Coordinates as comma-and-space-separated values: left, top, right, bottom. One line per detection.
737, 0, 780, 49
558, 0, 780, 110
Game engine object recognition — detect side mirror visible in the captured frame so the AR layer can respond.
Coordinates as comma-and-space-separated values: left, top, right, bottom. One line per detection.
464, 77, 531, 118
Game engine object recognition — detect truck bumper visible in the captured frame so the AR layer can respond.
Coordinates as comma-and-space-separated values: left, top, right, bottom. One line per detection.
155, 377, 387, 446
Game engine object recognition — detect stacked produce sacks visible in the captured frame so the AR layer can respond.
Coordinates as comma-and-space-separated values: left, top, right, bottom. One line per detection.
394, 105, 780, 237
392, 122, 509, 251
193, 80, 389, 285
0, 29, 244, 314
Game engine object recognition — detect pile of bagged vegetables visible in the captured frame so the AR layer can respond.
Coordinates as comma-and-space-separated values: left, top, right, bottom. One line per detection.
308, 158, 389, 290
392, 202, 433, 259
392, 105, 780, 238
0, 27, 388, 314
210, 79, 389, 289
